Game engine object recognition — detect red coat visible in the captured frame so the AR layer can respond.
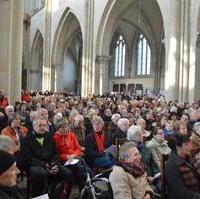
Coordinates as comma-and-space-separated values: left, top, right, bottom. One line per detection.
0, 97, 9, 109
53, 130, 81, 161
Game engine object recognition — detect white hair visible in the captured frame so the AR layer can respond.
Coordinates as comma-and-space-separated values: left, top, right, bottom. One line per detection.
127, 125, 142, 141
117, 118, 129, 129
111, 113, 121, 125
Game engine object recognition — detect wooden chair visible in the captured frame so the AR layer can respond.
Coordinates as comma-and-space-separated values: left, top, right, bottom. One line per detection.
160, 154, 169, 199
115, 138, 127, 161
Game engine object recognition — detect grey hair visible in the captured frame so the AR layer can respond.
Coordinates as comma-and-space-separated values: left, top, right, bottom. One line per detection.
74, 114, 84, 122
119, 142, 137, 161
0, 135, 15, 152
5, 105, 14, 112
91, 116, 104, 126
127, 125, 142, 141
117, 118, 129, 128
111, 113, 121, 125
53, 113, 63, 124
193, 122, 200, 133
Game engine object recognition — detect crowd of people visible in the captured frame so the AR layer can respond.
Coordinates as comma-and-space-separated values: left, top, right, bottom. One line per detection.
0, 89, 199, 199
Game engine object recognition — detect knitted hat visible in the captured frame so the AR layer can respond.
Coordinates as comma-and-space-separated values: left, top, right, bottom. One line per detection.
0, 150, 15, 174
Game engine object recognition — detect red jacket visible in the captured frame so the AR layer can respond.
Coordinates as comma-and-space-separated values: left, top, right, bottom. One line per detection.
0, 97, 9, 109
53, 130, 81, 161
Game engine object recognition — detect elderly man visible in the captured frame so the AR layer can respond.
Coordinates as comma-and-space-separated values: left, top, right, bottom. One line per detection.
21, 118, 73, 197
0, 150, 21, 199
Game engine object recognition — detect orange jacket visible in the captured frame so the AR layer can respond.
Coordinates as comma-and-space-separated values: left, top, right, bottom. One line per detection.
53, 130, 81, 161
1, 126, 28, 144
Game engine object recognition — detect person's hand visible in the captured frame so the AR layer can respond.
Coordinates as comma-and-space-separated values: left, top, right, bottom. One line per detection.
147, 176, 154, 183
143, 193, 151, 199
46, 163, 59, 175
49, 164, 59, 175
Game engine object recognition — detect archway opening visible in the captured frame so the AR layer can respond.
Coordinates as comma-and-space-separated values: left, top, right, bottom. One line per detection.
52, 10, 82, 95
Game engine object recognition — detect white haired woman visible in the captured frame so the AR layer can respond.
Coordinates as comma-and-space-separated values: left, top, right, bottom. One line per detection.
85, 116, 114, 169
109, 142, 153, 199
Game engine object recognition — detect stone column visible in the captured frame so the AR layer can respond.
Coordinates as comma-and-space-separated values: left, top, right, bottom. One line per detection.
82, 0, 94, 96
53, 64, 63, 91
43, 0, 52, 91
164, 0, 191, 102
0, 0, 24, 104
95, 56, 111, 95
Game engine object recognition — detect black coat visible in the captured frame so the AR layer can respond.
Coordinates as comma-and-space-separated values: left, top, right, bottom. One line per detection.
85, 132, 110, 167
21, 131, 59, 168
165, 152, 200, 199
0, 186, 22, 199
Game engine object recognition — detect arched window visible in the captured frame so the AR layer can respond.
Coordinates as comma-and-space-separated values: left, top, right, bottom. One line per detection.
136, 34, 151, 76
114, 35, 126, 77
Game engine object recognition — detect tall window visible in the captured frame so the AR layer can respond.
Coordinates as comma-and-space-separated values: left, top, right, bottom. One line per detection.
136, 34, 151, 76
114, 35, 126, 77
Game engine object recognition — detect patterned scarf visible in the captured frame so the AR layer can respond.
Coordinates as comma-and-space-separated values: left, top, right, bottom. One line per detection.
118, 161, 145, 178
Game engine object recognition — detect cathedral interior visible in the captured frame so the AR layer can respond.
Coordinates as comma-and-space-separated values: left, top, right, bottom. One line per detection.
1, 0, 200, 103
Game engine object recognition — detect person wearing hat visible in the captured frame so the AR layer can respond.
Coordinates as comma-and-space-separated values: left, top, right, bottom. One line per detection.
0, 150, 22, 199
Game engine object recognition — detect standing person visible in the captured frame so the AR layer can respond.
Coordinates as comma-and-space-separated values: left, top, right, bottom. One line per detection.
0, 89, 9, 109
0, 150, 22, 199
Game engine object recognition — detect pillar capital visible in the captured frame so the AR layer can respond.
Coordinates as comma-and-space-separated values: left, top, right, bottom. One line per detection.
95, 55, 111, 64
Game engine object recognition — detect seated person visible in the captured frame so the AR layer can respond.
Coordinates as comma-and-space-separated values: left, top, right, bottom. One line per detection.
189, 122, 200, 175
112, 118, 129, 145
109, 142, 153, 199
85, 116, 114, 169
165, 135, 200, 199
1, 114, 28, 151
0, 135, 17, 155
146, 128, 171, 168
53, 118, 86, 190
0, 150, 21, 199
20, 118, 74, 198
127, 125, 160, 192
69, 114, 86, 151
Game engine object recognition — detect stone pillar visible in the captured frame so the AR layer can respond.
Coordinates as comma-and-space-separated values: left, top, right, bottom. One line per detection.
164, 0, 191, 102
0, 0, 24, 104
53, 64, 63, 91
95, 56, 111, 95
43, 0, 52, 91
82, 0, 94, 96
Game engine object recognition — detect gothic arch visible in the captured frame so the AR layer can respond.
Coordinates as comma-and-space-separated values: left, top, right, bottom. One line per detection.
29, 30, 43, 90
51, 8, 83, 92
96, 0, 164, 93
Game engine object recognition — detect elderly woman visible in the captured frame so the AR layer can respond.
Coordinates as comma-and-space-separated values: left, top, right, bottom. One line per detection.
127, 125, 160, 192
189, 122, 200, 175
85, 116, 114, 169
146, 129, 171, 168
109, 142, 153, 199
53, 118, 86, 191
1, 114, 28, 152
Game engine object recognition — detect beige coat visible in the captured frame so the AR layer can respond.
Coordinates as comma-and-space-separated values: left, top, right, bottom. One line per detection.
109, 165, 152, 199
